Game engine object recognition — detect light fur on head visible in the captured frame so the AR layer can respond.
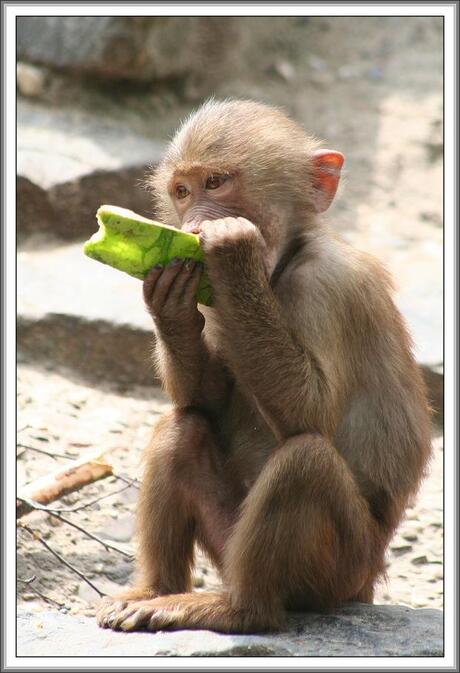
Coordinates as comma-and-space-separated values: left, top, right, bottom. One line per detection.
147, 98, 323, 229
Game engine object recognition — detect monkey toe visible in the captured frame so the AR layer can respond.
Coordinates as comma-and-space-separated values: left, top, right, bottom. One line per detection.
104, 601, 185, 632
147, 608, 186, 631
96, 598, 129, 628
115, 604, 154, 631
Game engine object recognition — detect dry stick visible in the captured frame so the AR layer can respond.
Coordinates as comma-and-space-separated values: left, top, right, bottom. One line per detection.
18, 439, 140, 487
21, 479, 139, 513
16, 497, 133, 559
17, 442, 75, 460
18, 575, 37, 584
18, 443, 140, 488
29, 589, 66, 609
17, 450, 114, 518
18, 574, 66, 608
114, 472, 141, 488
19, 523, 106, 598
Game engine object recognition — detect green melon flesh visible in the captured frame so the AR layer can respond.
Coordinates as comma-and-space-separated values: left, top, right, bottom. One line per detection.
83, 205, 212, 306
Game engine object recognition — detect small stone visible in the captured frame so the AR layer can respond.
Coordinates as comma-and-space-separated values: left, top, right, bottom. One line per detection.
402, 532, 419, 542
391, 544, 413, 556
411, 555, 429, 565
307, 55, 327, 71
420, 211, 442, 226
17, 62, 46, 97
274, 60, 296, 81
337, 64, 360, 79
368, 65, 383, 80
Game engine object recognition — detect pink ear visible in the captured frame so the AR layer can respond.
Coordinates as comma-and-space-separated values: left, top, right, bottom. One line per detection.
311, 149, 344, 213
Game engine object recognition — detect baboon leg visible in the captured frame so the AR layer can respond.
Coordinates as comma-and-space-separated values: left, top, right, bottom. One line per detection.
100, 433, 380, 633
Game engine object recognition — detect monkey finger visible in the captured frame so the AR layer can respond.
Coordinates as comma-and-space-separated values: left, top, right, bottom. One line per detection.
165, 259, 197, 304
143, 265, 164, 305
180, 262, 204, 304
150, 258, 184, 310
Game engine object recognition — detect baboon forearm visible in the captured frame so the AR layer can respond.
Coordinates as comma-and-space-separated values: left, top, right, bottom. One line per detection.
154, 336, 228, 412
217, 285, 326, 438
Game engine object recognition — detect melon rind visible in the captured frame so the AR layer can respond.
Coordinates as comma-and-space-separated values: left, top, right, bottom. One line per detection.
83, 205, 213, 306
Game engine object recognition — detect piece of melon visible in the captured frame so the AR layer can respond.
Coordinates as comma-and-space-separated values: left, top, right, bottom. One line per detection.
83, 205, 213, 306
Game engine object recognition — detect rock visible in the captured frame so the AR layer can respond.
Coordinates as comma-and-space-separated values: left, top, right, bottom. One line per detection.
17, 241, 155, 386
17, 62, 47, 97
273, 60, 296, 81
307, 55, 327, 71
17, 100, 164, 241
337, 64, 361, 79
17, 603, 443, 656
18, 313, 153, 388
390, 544, 413, 556
411, 555, 429, 566
17, 17, 238, 83
367, 65, 383, 80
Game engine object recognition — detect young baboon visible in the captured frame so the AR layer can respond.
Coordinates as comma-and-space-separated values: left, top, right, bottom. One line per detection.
97, 99, 432, 634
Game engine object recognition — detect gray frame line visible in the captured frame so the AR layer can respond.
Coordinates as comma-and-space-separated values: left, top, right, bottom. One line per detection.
2, 2, 458, 671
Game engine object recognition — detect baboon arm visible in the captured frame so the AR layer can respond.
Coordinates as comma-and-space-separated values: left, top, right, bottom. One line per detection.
216, 277, 334, 439
154, 336, 230, 413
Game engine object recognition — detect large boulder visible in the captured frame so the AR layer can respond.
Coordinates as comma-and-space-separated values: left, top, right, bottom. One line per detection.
17, 17, 239, 83
17, 100, 164, 241
17, 603, 443, 657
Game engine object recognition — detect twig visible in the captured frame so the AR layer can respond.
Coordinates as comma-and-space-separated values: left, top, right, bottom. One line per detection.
18, 575, 37, 584
17, 450, 114, 518
17, 424, 31, 434
19, 479, 138, 513
19, 523, 106, 597
17, 442, 75, 460
18, 574, 66, 608
17, 497, 134, 559
28, 588, 66, 609
114, 472, 141, 488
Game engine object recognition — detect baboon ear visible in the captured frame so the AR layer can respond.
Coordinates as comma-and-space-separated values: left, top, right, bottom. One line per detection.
311, 150, 344, 213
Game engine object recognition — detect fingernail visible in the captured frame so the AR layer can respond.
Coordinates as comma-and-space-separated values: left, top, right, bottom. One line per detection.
154, 263, 163, 270
184, 259, 195, 271
170, 257, 182, 266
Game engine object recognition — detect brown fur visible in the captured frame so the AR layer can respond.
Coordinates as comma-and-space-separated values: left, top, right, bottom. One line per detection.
97, 99, 432, 634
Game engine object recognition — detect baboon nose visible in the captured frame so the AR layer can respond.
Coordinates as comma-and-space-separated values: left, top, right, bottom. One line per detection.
183, 222, 202, 234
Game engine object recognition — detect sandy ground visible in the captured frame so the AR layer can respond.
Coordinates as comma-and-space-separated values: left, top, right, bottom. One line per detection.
17, 365, 443, 617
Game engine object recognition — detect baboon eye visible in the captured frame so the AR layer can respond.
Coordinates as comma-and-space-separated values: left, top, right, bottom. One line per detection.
205, 174, 228, 190
175, 184, 190, 200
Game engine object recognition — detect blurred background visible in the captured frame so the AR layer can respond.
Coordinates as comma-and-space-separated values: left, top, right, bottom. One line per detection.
17, 16, 443, 620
